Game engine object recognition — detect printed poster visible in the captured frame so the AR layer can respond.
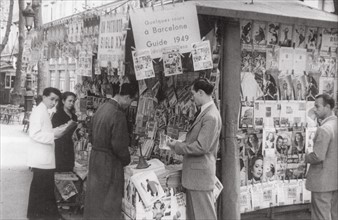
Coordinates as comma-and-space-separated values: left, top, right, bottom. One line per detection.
279, 24, 293, 47
266, 47, 279, 71
321, 28, 338, 52
240, 20, 253, 45
292, 25, 306, 48
263, 70, 279, 100
98, 13, 128, 74
267, 23, 280, 46
292, 75, 307, 101
254, 101, 281, 128
162, 46, 183, 76
292, 48, 307, 76
129, 2, 201, 58
252, 21, 267, 46
252, 50, 266, 90
279, 101, 306, 127
191, 40, 213, 71
240, 186, 252, 213
305, 27, 318, 50
241, 49, 253, 72
278, 47, 293, 76
239, 105, 254, 128
278, 74, 294, 101
132, 49, 155, 80
77, 49, 93, 77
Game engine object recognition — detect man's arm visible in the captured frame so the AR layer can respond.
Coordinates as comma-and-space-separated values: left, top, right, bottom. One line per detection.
173, 115, 219, 156
305, 127, 331, 165
29, 110, 54, 145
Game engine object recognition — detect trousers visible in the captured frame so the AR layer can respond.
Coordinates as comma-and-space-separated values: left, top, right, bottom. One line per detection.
311, 190, 338, 220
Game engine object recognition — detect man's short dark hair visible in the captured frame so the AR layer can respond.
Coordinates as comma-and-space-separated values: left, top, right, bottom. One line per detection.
43, 87, 61, 98
119, 82, 138, 99
316, 93, 335, 109
192, 78, 214, 95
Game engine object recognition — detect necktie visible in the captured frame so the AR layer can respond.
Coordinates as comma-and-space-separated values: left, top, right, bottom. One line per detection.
191, 108, 201, 124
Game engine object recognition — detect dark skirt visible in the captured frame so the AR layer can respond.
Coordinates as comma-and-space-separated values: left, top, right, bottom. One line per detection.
27, 168, 61, 219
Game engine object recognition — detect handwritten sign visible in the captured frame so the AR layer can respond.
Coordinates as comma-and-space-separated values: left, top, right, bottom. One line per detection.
130, 2, 200, 58
132, 49, 155, 80
98, 14, 128, 74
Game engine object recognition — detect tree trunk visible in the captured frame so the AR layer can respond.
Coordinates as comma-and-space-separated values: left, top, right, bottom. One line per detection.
32, 0, 46, 95
11, 0, 25, 105
0, 0, 14, 55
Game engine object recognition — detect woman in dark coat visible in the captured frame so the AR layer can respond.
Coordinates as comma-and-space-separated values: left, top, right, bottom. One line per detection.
52, 92, 78, 172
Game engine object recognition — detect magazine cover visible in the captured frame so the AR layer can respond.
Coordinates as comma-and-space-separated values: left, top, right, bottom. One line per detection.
279, 24, 293, 47
275, 129, 292, 157
305, 127, 317, 154
254, 101, 280, 128
191, 40, 213, 71
239, 105, 254, 128
267, 23, 280, 46
305, 27, 318, 50
328, 55, 337, 78
306, 101, 318, 127
284, 180, 303, 205
162, 46, 183, 77
130, 171, 165, 207
241, 72, 264, 102
132, 49, 155, 80
279, 101, 306, 127
55, 179, 78, 201
292, 25, 306, 48
292, 75, 307, 100
317, 54, 331, 77
247, 154, 264, 184
240, 20, 253, 45
241, 49, 253, 72
263, 70, 279, 100
171, 192, 186, 219
252, 21, 267, 46
262, 155, 277, 182
261, 182, 277, 208
285, 131, 306, 180
213, 176, 224, 200
278, 47, 294, 76
277, 181, 286, 206
152, 196, 172, 220
240, 157, 248, 186
292, 48, 307, 76
305, 74, 319, 101
266, 47, 279, 71
319, 76, 336, 99
244, 131, 263, 159
278, 75, 294, 101
252, 50, 266, 92
240, 185, 252, 213
263, 128, 277, 151
251, 184, 264, 210
301, 180, 312, 204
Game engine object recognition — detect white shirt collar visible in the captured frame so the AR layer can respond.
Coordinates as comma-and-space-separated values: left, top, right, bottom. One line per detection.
199, 100, 214, 116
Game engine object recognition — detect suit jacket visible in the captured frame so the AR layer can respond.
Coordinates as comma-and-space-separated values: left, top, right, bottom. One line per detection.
305, 115, 338, 192
27, 102, 55, 169
173, 103, 222, 191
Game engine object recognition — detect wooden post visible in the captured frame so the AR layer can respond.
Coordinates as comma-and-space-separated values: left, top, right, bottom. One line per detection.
219, 19, 241, 220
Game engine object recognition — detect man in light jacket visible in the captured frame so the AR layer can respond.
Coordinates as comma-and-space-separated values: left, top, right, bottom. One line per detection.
167, 78, 222, 220
305, 94, 337, 220
27, 87, 77, 220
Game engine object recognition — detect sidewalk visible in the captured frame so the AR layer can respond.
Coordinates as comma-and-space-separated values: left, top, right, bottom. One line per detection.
0, 123, 32, 220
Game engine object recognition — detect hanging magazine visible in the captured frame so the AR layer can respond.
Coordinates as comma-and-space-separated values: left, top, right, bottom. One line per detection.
162, 46, 183, 76
55, 179, 78, 201
191, 40, 213, 71
132, 49, 155, 80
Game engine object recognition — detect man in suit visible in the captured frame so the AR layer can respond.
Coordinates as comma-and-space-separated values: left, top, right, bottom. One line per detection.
168, 78, 222, 219
305, 94, 337, 220
84, 82, 138, 220
27, 87, 76, 220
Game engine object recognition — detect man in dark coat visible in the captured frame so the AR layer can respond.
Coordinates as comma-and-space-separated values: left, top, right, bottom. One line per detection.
84, 82, 138, 219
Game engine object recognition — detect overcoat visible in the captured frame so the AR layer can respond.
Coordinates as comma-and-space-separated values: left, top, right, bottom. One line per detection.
84, 99, 131, 219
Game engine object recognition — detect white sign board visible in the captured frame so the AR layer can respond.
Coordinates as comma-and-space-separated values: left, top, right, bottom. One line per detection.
98, 14, 128, 74
130, 2, 200, 59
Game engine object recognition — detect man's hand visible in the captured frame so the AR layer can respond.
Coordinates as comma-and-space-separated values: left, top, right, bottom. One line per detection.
167, 138, 176, 150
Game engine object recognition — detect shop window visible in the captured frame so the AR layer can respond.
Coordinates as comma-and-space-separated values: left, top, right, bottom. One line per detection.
50, 71, 56, 88
5, 74, 15, 89
59, 71, 65, 92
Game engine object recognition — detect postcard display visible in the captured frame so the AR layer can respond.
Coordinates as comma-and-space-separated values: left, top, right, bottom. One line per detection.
121, 3, 220, 219
239, 20, 337, 213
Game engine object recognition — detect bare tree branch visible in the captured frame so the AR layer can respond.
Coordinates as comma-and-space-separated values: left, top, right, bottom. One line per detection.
0, 0, 14, 55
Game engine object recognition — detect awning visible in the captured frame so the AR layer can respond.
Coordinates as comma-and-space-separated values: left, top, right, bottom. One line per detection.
0, 60, 16, 74
193, 0, 338, 28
